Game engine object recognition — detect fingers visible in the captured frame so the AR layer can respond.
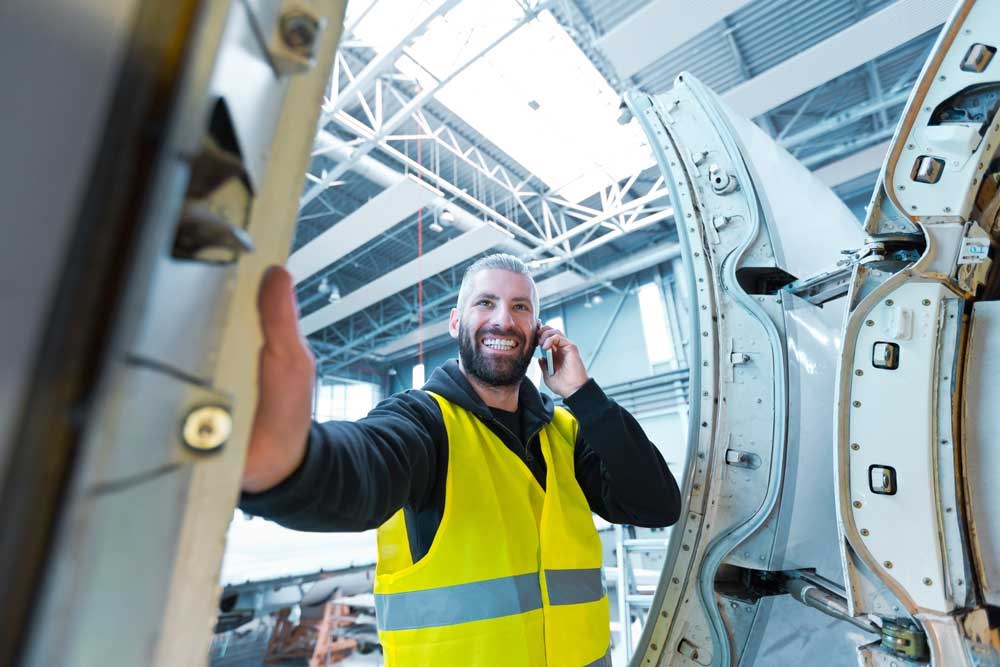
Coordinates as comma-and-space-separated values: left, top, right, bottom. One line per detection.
258, 266, 307, 358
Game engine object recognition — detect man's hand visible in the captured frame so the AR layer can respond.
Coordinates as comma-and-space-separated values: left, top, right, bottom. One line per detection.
241, 266, 315, 493
537, 325, 590, 398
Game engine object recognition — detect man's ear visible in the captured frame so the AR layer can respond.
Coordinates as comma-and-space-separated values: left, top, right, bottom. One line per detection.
448, 308, 460, 339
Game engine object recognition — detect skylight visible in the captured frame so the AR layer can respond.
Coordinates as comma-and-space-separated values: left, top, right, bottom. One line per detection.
346, 0, 654, 203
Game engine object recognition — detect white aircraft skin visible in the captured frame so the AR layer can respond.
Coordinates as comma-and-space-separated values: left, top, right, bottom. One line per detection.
628, 0, 1000, 665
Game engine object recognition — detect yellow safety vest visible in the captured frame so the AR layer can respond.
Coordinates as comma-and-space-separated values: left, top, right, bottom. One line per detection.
374, 392, 611, 667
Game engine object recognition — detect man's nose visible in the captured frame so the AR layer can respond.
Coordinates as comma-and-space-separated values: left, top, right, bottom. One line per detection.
490, 304, 516, 328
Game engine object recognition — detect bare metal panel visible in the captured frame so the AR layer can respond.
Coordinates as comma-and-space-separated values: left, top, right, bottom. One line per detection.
963, 300, 1000, 607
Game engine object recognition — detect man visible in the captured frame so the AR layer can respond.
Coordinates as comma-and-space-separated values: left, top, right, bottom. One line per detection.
240, 253, 681, 667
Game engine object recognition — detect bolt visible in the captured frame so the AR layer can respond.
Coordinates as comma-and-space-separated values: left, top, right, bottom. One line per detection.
181, 405, 232, 451
853, 500, 862, 509
886, 299, 894, 306
280, 11, 320, 57
853, 400, 862, 408
885, 561, 893, 569
923, 578, 933, 586
851, 443, 860, 451
922, 299, 931, 306
866, 320, 875, 327
861, 528, 870, 536
856, 369, 864, 376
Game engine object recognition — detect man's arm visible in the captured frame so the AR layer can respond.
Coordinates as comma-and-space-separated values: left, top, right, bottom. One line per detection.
239, 391, 444, 532
240, 266, 443, 532
566, 380, 682, 527
535, 323, 681, 527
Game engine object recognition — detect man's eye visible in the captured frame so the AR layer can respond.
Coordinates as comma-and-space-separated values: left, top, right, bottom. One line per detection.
514, 304, 529, 311
476, 300, 492, 307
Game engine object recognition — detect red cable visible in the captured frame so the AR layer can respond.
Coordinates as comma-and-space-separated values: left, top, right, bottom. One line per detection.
417, 138, 424, 367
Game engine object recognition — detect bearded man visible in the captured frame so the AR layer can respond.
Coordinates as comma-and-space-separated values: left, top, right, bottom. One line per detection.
240, 253, 681, 667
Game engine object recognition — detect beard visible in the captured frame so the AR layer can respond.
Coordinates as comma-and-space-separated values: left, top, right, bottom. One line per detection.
458, 322, 536, 387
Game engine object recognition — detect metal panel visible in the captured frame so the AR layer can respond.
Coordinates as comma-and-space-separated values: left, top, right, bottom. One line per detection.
963, 301, 1000, 606
301, 225, 508, 335
722, 0, 953, 119
287, 175, 440, 283
814, 140, 892, 187
595, 0, 751, 78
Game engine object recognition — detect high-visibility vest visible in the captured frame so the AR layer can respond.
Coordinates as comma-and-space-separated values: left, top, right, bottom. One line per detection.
374, 391, 611, 666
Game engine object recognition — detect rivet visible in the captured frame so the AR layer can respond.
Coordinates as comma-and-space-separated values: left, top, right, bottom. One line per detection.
701, 421, 708, 428
672, 577, 680, 584
944, 207, 952, 213
661, 610, 668, 617
855, 369, 864, 376
866, 320, 875, 327
181, 405, 232, 452
885, 299, 894, 306
884, 561, 893, 569
922, 299, 931, 306
851, 443, 860, 451
861, 528, 870, 536
898, 184, 906, 190
682, 544, 690, 551
651, 643, 658, 651
923, 578, 933, 586
853, 400, 862, 408
853, 500, 862, 508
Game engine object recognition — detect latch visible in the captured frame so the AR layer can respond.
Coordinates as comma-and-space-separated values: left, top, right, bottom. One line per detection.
726, 449, 761, 469
727, 339, 751, 382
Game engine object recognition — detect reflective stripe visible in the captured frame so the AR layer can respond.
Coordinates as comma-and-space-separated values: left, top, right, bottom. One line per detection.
545, 568, 605, 606
583, 648, 612, 667
375, 572, 542, 631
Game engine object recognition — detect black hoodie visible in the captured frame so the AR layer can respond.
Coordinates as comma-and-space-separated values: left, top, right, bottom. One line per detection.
239, 360, 681, 563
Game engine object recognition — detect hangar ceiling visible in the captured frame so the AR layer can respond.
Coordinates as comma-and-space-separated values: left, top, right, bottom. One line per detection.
295, 0, 949, 379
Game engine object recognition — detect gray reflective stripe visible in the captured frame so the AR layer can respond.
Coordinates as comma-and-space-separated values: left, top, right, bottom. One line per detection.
375, 572, 542, 631
545, 568, 606, 606
583, 648, 612, 667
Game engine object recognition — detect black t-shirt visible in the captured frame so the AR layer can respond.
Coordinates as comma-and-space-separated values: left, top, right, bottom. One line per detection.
489, 406, 547, 489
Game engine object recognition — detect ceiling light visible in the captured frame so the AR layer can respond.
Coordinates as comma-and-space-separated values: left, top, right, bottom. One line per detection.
439, 208, 455, 225
328, 284, 341, 303
317, 277, 330, 294
591, 293, 603, 305
428, 221, 444, 233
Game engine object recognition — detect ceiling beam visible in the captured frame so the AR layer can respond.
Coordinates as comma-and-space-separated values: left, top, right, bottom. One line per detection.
596, 0, 752, 79
722, 0, 952, 120
288, 175, 441, 284
300, 225, 509, 335
373, 241, 683, 357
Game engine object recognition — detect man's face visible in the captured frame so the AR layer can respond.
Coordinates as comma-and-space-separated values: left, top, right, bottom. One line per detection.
450, 269, 538, 387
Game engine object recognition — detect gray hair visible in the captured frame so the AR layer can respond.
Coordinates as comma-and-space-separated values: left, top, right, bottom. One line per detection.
456, 253, 539, 314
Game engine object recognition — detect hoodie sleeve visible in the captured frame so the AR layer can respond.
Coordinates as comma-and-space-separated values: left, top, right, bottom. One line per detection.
565, 379, 681, 527
238, 390, 445, 532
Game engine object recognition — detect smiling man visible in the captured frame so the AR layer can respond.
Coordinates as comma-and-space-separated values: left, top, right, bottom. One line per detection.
240, 253, 681, 667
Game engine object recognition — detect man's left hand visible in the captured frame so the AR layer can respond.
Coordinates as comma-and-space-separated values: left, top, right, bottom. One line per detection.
537, 325, 590, 398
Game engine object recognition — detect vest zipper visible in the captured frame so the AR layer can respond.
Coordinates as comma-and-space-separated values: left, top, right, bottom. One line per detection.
489, 418, 539, 463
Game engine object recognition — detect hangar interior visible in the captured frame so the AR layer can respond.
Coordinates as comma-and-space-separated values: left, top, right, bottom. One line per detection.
211, 1, 955, 665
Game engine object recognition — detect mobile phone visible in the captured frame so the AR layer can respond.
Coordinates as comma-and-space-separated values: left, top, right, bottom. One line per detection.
536, 321, 555, 376
539, 346, 554, 376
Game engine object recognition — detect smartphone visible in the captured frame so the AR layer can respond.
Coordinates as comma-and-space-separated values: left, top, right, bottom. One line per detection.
536, 322, 555, 376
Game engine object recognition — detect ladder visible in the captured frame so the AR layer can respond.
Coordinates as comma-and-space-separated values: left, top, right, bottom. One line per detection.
614, 525, 670, 660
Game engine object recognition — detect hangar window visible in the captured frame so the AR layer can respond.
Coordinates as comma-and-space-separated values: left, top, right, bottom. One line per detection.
314, 379, 381, 422
637, 282, 676, 367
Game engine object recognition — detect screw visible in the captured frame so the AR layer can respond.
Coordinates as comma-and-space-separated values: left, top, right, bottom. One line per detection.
181, 405, 232, 451
922, 299, 931, 306
853, 500, 862, 508
856, 369, 864, 376
923, 578, 933, 586
861, 528, 870, 536
886, 299, 894, 306
866, 320, 875, 327
280, 12, 320, 57
885, 561, 893, 569
851, 443, 860, 451
853, 400, 862, 408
